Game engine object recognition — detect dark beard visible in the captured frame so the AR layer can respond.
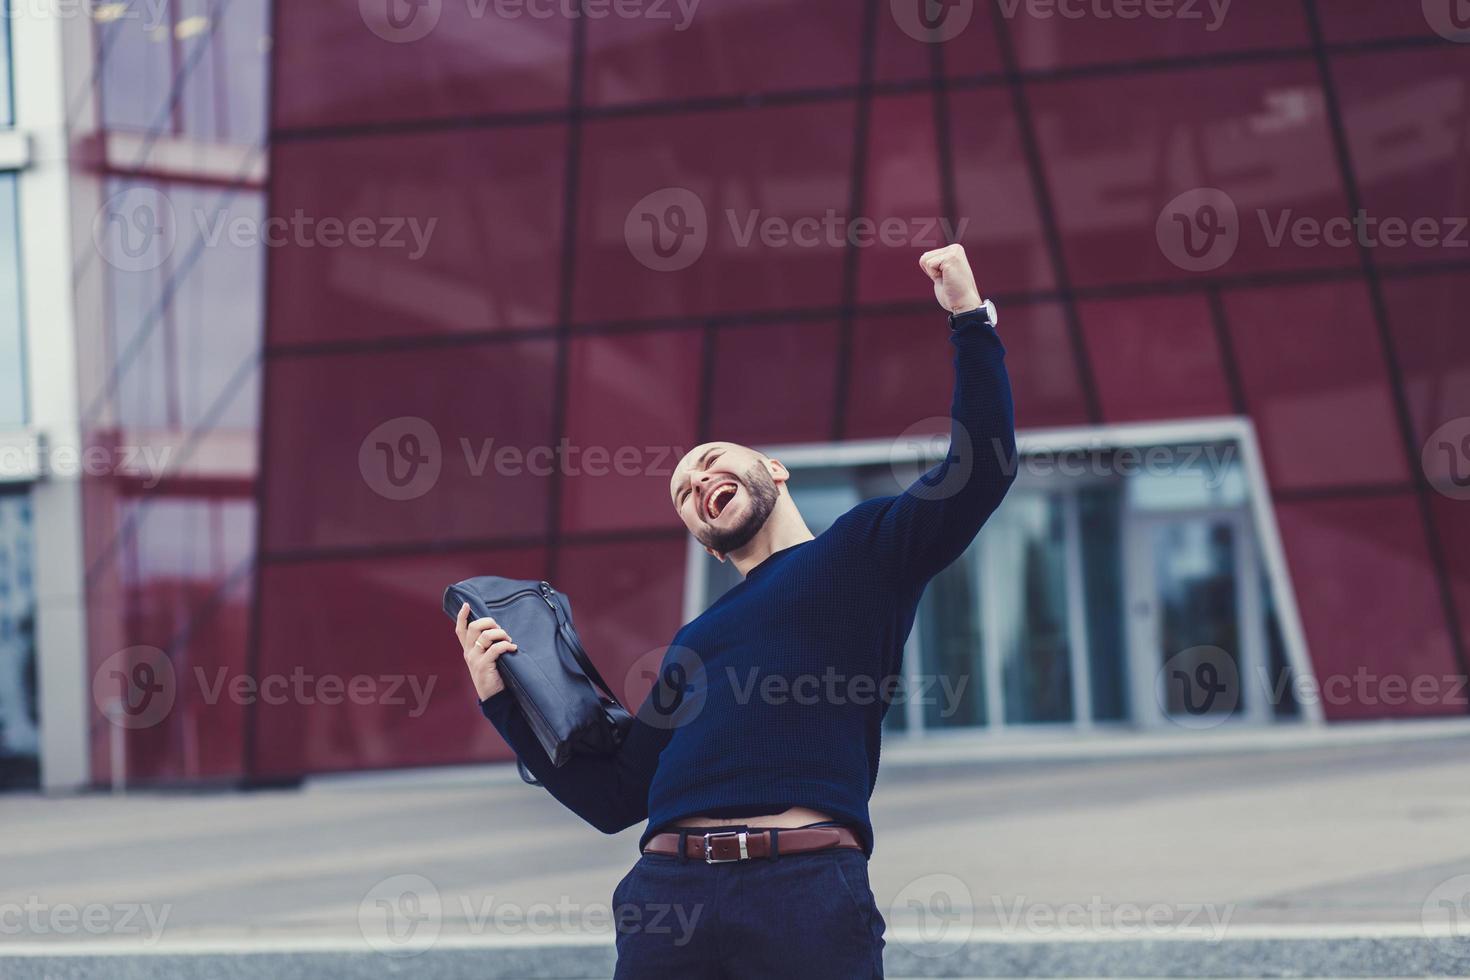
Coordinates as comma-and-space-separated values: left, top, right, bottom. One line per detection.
696, 462, 779, 554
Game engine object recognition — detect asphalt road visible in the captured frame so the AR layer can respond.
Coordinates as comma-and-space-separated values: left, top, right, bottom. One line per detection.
5, 725, 1470, 966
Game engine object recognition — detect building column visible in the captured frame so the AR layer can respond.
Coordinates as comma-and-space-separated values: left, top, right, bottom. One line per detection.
12, 8, 92, 792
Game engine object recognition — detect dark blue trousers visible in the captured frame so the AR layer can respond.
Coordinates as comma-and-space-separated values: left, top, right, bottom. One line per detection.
611, 840, 886, 978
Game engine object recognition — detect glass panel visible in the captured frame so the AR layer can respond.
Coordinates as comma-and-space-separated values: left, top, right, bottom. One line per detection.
0, 490, 37, 788
1127, 442, 1246, 513
709, 319, 840, 448
98, 0, 271, 145
0, 175, 22, 426
917, 552, 985, 730
573, 102, 857, 324
1079, 483, 1126, 722
0, 11, 11, 127
275, 0, 569, 131
1152, 519, 1243, 722
995, 492, 1074, 724
560, 330, 702, 534
1226, 281, 1408, 491
1078, 294, 1233, 424
1030, 62, 1351, 288
585, 0, 860, 107
269, 126, 567, 346
105, 180, 265, 431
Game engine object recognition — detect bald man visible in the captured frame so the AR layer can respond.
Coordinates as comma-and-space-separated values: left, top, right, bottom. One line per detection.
458, 244, 1016, 978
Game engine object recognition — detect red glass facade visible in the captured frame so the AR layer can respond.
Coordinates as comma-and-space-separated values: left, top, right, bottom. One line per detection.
74, 0, 1470, 785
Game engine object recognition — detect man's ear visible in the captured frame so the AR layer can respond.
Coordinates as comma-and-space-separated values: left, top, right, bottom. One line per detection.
704, 545, 727, 563
766, 457, 790, 485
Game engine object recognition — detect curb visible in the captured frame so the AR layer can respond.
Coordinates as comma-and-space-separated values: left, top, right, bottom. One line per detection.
4, 932, 1469, 979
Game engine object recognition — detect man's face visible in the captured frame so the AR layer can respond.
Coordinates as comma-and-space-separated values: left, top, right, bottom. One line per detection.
669, 442, 783, 556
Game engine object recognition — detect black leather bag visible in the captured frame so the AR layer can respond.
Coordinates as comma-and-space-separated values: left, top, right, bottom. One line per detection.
442, 577, 631, 784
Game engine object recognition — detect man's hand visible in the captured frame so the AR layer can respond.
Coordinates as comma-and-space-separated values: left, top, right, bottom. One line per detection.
920, 244, 983, 315
456, 603, 517, 701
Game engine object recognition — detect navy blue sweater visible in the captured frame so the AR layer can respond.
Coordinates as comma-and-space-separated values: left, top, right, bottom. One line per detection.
481, 309, 1015, 853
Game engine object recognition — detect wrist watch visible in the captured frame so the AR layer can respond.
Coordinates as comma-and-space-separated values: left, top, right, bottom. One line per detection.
950, 298, 997, 330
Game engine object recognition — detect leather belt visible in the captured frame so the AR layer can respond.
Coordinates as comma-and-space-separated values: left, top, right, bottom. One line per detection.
642, 826, 863, 864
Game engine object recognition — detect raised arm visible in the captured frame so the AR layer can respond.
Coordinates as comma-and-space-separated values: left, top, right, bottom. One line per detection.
869, 245, 1017, 585
457, 603, 669, 834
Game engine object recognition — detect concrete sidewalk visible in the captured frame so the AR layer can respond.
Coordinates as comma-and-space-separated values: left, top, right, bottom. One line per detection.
4, 724, 1470, 977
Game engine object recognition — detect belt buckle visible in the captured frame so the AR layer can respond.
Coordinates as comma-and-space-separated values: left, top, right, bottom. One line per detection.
702, 831, 749, 864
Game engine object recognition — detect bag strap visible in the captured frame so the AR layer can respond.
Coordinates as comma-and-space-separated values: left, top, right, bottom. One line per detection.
548, 596, 623, 708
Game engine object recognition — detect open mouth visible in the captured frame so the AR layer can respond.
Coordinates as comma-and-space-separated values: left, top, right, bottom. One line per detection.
705, 482, 738, 521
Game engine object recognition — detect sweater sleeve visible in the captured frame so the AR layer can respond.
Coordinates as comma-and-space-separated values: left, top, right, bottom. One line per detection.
480, 688, 672, 835
866, 310, 1017, 586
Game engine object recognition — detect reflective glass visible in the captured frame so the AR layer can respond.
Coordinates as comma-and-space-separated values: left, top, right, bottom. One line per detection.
0, 175, 21, 426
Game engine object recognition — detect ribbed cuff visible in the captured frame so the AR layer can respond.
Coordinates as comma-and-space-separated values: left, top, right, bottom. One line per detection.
479, 689, 515, 723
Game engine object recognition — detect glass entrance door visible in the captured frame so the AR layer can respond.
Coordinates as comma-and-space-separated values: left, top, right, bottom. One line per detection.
1124, 510, 1270, 728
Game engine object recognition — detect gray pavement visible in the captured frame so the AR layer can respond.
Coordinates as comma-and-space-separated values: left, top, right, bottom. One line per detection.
4, 723, 1470, 977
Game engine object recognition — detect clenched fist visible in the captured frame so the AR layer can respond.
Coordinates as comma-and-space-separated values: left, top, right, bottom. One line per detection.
920, 244, 983, 315
456, 603, 518, 701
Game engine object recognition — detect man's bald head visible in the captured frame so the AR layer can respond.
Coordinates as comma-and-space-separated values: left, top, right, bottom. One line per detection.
669, 441, 789, 558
